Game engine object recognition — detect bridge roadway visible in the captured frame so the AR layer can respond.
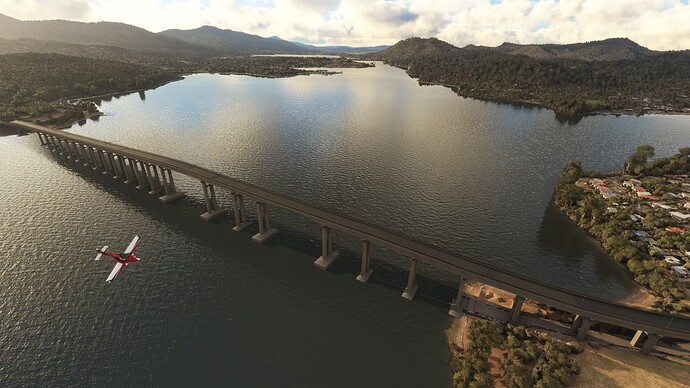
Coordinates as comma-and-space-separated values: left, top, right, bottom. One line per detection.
13, 120, 690, 341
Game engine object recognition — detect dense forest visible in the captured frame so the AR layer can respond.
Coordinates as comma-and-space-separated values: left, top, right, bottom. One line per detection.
371, 38, 690, 115
0, 53, 180, 122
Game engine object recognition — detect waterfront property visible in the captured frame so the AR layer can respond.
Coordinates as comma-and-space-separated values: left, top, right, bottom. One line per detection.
14, 120, 690, 354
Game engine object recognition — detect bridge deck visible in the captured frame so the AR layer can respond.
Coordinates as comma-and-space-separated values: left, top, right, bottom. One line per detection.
13, 120, 690, 340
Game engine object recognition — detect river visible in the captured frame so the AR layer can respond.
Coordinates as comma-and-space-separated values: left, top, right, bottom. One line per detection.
1, 62, 689, 386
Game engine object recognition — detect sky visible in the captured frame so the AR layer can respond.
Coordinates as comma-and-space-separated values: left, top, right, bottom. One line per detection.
1, 0, 689, 50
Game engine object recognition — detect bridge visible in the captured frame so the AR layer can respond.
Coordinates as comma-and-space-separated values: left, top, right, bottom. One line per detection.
13, 120, 690, 353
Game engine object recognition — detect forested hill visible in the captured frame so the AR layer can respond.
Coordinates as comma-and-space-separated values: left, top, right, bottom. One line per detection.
487, 38, 655, 61
0, 13, 206, 53
370, 37, 690, 115
160, 26, 310, 54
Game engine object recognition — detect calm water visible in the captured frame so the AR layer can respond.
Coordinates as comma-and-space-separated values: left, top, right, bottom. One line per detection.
2, 63, 690, 385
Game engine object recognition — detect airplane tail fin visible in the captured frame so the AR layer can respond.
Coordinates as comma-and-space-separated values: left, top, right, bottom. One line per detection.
95, 245, 108, 260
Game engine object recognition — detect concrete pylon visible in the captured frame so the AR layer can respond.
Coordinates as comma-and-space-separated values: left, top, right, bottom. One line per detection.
158, 167, 185, 203
356, 239, 374, 283
448, 276, 466, 317
509, 295, 525, 325
230, 192, 250, 231
200, 181, 224, 221
252, 201, 277, 243
401, 258, 419, 300
314, 225, 339, 270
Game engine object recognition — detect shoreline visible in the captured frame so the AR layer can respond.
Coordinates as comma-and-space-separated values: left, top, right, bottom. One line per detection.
414, 80, 690, 118
0, 67, 358, 132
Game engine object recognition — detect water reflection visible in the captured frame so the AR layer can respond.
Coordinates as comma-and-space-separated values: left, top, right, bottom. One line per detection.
537, 200, 638, 296
64, 65, 690, 300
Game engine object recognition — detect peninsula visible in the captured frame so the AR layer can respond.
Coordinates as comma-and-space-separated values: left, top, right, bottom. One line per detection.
555, 146, 690, 313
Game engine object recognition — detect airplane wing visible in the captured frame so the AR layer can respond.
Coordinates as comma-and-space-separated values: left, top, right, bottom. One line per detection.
106, 262, 127, 282
123, 236, 140, 255
95, 245, 108, 260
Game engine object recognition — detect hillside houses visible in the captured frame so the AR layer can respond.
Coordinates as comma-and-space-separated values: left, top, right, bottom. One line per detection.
574, 174, 690, 282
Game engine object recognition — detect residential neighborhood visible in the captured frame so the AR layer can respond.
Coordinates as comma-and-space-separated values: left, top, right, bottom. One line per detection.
575, 173, 690, 289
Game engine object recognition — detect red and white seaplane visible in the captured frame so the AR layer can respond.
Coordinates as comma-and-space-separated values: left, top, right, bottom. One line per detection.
95, 236, 140, 282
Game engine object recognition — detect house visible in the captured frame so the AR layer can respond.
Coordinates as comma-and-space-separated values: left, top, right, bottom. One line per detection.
666, 226, 686, 233
670, 212, 690, 220
575, 179, 590, 189
671, 266, 690, 278
630, 214, 644, 222
652, 203, 673, 210
684, 202, 690, 210
606, 207, 618, 213
665, 256, 682, 265
637, 191, 652, 197
633, 230, 651, 238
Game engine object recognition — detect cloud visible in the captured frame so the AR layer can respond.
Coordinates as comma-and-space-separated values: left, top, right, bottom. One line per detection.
0, 0, 93, 20
0, 0, 689, 49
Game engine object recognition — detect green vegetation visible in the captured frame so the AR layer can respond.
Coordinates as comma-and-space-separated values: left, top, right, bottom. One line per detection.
0, 53, 179, 124
554, 147, 690, 312
0, 52, 371, 126
449, 318, 580, 388
371, 37, 690, 115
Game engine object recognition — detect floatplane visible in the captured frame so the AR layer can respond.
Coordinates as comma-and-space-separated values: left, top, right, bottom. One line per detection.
95, 236, 140, 282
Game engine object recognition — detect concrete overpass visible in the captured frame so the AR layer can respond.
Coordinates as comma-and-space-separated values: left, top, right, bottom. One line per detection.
13, 120, 690, 352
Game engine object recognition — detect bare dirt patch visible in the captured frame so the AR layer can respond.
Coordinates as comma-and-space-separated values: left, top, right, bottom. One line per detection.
572, 345, 690, 387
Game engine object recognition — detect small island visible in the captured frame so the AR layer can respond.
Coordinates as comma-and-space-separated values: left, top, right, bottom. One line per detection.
555, 146, 690, 313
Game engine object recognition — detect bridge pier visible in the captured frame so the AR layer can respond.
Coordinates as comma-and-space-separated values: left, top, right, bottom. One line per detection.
630, 331, 660, 355
356, 239, 374, 283
99, 150, 110, 175
123, 157, 136, 184
108, 153, 123, 179
56, 138, 67, 155
88, 147, 99, 170
230, 192, 250, 231
80, 144, 91, 166
509, 295, 525, 325
64, 141, 75, 159
401, 258, 419, 300
448, 276, 466, 317
200, 181, 224, 221
159, 167, 185, 203
571, 315, 592, 341
45, 135, 56, 150
144, 163, 162, 195
314, 225, 340, 270
252, 201, 277, 243
135, 161, 149, 190
68, 142, 80, 161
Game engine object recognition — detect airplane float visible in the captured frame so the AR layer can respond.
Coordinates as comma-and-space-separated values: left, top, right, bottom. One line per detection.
95, 236, 140, 282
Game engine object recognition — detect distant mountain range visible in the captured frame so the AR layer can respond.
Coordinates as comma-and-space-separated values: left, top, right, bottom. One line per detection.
372, 37, 663, 65
0, 13, 202, 53
0, 13, 387, 55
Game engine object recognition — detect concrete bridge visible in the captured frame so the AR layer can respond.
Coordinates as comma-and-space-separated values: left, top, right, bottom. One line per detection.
13, 120, 690, 353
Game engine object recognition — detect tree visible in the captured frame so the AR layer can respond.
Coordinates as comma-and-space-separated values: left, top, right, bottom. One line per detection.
625, 145, 655, 175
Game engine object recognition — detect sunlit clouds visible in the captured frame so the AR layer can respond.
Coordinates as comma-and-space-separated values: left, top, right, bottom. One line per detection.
1, 0, 689, 50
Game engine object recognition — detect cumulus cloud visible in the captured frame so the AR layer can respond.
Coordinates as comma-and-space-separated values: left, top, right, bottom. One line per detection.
0, 0, 689, 49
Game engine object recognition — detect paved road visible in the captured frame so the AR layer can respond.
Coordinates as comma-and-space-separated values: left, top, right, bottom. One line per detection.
13, 120, 690, 340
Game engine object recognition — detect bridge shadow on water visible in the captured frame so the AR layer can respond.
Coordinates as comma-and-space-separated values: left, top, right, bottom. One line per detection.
39, 143, 460, 313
